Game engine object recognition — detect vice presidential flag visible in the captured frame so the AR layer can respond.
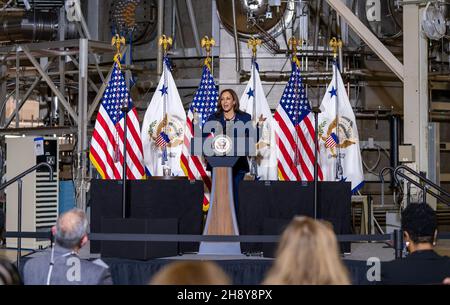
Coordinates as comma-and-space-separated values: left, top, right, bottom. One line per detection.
89, 63, 145, 179
141, 57, 186, 176
318, 61, 364, 192
239, 60, 277, 180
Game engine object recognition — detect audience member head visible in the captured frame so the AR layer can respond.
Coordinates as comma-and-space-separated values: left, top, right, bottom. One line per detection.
149, 261, 231, 285
401, 203, 438, 253
263, 216, 350, 285
0, 258, 21, 285
53, 208, 89, 252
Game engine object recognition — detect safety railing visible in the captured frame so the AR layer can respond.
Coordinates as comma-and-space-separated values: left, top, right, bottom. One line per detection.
393, 165, 450, 206
380, 165, 450, 207
0, 162, 53, 269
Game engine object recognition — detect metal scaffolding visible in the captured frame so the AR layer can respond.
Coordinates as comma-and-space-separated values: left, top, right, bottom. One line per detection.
0, 38, 116, 210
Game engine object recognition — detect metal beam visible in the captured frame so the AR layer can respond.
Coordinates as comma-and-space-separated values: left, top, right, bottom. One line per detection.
0, 126, 78, 136
87, 64, 114, 120
87, 0, 100, 41
86, 45, 126, 119
4, 58, 56, 128
77, 38, 88, 210
15, 46, 20, 128
0, 40, 78, 54
0, 64, 7, 126
186, 0, 202, 56
403, 0, 429, 176
157, 0, 164, 75
325, 0, 404, 82
68, 55, 99, 93
0, 39, 113, 57
174, 0, 186, 55
21, 45, 78, 121
59, 5, 66, 126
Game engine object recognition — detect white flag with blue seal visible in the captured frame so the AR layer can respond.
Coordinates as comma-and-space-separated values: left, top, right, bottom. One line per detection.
141, 57, 186, 176
318, 62, 364, 192
240, 61, 277, 180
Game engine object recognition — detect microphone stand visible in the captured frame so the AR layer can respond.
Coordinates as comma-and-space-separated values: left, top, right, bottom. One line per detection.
311, 106, 321, 219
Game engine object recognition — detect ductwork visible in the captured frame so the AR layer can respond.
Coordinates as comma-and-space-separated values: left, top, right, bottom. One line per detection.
0, 11, 78, 43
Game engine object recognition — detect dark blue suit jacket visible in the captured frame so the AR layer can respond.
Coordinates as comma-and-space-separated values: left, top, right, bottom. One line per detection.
380, 250, 450, 285
204, 111, 253, 173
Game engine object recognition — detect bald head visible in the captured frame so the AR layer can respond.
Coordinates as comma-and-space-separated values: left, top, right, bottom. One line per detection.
55, 209, 88, 250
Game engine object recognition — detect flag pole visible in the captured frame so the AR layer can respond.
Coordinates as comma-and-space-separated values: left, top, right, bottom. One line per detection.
247, 37, 261, 178
112, 34, 129, 218
330, 37, 343, 180
312, 106, 321, 219
159, 35, 173, 175
308, 36, 320, 219
288, 37, 301, 170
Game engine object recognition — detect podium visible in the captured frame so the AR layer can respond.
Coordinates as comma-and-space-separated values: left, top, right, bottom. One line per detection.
199, 156, 242, 255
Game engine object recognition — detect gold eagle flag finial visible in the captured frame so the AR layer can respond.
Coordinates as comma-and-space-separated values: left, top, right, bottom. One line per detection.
111, 34, 126, 69
329, 37, 342, 59
247, 37, 261, 59
288, 37, 302, 67
201, 36, 215, 69
159, 35, 173, 54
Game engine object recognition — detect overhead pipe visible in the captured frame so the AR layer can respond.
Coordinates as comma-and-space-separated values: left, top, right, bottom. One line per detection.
239, 68, 383, 79
0, 11, 77, 43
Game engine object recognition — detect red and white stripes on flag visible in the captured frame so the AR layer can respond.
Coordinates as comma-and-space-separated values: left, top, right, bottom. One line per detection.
181, 109, 212, 211
325, 133, 339, 148
180, 65, 217, 211
274, 61, 323, 181
89, 63, 145, 179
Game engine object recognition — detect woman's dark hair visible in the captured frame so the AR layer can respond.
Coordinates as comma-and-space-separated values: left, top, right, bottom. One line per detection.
0, 258, 22, 285
217, 89, 240, 114
401, 203, 437, 244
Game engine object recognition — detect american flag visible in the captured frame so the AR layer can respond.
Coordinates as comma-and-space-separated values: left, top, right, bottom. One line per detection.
274, 61, 323, 181
325, 132, 339, 148
155, 131, 170, 148
180, 65, 217, 211
89, 63, 145, 179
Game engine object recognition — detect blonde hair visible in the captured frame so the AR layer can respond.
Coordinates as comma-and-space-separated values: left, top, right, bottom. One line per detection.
149, 261, 231, 285
263, 216, 350, 285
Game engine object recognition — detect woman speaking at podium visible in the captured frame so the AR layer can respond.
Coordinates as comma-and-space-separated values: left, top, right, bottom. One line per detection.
205, 89, 252, 211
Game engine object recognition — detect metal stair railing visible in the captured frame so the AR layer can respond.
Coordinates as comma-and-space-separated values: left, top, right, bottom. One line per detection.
393, 165, 450, 206
0, 162, 53, 269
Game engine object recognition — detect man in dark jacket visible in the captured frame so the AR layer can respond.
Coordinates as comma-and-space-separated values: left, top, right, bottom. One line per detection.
380, 203, 450, 285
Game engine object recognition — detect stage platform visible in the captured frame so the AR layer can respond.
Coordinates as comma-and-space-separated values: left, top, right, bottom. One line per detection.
93, 241, 395, 285
101, 254, 373, 285
10, 241, 398, 285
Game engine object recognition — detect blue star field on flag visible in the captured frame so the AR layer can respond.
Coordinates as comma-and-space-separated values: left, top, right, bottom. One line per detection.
279, 62, 311, 126
102, 63, 133, 125
190, 65, 218, 126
